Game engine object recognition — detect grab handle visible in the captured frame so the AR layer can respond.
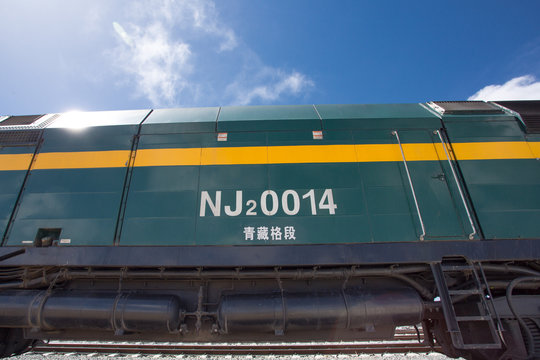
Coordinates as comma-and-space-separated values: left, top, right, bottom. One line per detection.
392, 131, 426, 241
435, 130, 477, 240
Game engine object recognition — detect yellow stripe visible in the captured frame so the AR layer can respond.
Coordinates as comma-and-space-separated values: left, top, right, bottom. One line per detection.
202, 146, 267, 165
0, 154, 34, 171
355, 143, 446, 162
33, 150, 131, 169
135, 148, 201, 166
452, 141, 534, 160
269, 145, 356, 164
527, 141, 540, 158
0, 141, 537, 171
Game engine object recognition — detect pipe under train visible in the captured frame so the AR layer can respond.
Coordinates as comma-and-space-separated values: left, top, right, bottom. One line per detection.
217, 288, 424, 335
0, 287, 424, 335
0, 291, 183, 334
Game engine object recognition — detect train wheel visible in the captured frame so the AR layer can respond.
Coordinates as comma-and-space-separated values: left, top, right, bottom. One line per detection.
431, 319, 471, 359
432, 318, 537, 360
0, 328, 33, 358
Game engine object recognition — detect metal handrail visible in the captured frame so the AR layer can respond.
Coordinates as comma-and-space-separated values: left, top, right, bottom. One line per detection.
477, 263, 505, 346
392, 131, 426, 241
435, 130, 477, 240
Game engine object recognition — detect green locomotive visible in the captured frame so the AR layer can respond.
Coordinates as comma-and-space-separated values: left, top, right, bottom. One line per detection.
0, 101, 539, 359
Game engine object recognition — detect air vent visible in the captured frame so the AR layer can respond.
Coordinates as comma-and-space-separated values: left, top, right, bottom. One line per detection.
431, 101, 504, 115
0, 115, 44, 126
0, 130, 41, 145
496, 101, 540, 134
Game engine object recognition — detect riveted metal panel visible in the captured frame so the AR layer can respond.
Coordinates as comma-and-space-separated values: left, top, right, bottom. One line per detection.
443, 112, 540, 240
40, 127, 138, 152
316, 104, 440, 130
217, 105, 321, 132
454, 159, 540, 239
40, 110, 150, 152
121, 117, 472, 246
130, 130, 467, 245
443, 120, 526, 142
141, 107, 219, 134
120, 132, 212, 245
49, 110, 150, 128
8, 103, 533, 248
4, 111, 150, 246
0, 145, 37, 242
5, 168, 128, 246
120, 164, 200, 245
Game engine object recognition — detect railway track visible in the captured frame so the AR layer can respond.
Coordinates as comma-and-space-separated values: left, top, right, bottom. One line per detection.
29, 330, 440, 356
30, 342, 439, 356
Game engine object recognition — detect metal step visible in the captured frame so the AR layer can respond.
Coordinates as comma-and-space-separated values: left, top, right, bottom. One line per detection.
447, 289, 482, 295
455, 315, 492, 322
460, 343, 505, 350
440, 265, 476, 271
431, 260, 502, 350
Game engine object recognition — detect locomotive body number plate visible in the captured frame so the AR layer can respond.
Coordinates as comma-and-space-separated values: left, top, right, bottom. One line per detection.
199, 189, 337, 217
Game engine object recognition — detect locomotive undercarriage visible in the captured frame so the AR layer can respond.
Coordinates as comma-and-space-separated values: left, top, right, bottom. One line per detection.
0, 260, 540, 359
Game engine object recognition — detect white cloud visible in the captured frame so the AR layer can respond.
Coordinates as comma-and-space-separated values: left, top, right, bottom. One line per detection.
113, 21, 192, 106
111, 0, 313, 107
113, 22, 132, 46
227, 70, 314, 106
184, 0, 238, 52
128, 0, 237, 52
468, 75, 540, 101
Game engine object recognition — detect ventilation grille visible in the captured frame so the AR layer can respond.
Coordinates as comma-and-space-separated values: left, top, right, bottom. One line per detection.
0, 115, 44, 126
0, 130, 41, 145
496, 101, 540, 134
431, 101, 504, 115
0, 114, 59, 131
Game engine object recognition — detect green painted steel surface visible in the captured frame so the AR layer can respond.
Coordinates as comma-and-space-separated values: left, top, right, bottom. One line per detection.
457, 159, 540, 238
48, 109, 150, 128
121, 155, 470, 246
2, 103, 538, 247
40, 125, 138, 152
4, 110, 150, 246
142, 107, 219, 134
0, 146, 36, 241
316, 103, 439, 130
120, 104, 472, 245
444, 114, 540, 240
218, 105, 321, 131
6, 168, 129, 246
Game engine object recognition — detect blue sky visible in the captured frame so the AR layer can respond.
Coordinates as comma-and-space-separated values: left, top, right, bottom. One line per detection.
1, 0, 540, 115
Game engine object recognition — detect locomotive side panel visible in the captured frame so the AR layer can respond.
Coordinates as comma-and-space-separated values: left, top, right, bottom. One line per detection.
120, 107, 219, 245
441, 104, 540, 240
0, 144, 38, 243
4, 110, 149, 246
0, 102, 540, 360
119, 103, 472, 246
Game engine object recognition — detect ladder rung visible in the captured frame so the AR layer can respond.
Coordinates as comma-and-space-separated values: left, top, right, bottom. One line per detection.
448, 289, 482, 295
431, 261, 502, 351
460, 343, 502, 350
455, 315, 492, 322
441, 265, 475, 271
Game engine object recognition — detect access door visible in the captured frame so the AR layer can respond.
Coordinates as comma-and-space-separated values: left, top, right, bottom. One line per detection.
390, 129, 476, 240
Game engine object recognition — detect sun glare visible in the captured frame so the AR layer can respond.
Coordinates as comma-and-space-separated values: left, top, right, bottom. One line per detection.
57, 110, 92, 130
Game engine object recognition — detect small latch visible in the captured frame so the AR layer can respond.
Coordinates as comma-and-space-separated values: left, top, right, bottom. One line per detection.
432, 174, 446, 181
